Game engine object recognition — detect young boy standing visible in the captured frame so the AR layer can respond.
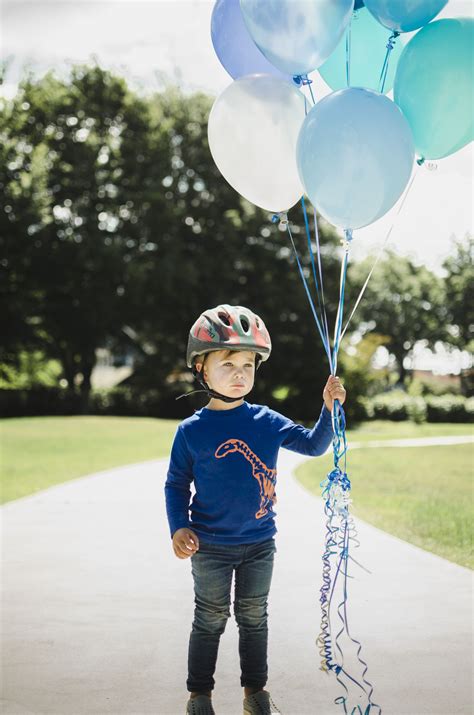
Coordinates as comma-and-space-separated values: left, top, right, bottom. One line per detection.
164, 304, 346, 715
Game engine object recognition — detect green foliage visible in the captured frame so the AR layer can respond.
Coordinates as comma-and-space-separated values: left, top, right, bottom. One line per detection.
363, 389, 473, 423
425, 394, 474, 423
0, 351, 62, 388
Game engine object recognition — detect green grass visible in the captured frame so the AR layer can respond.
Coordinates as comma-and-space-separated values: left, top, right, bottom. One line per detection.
343, 420, 473, 442
1, 415, 179, 504
296, 443, 473, 570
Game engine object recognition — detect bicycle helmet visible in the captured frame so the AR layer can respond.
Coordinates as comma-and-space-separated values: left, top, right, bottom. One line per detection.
177, 305, 271, 404
186, 304, 272, 368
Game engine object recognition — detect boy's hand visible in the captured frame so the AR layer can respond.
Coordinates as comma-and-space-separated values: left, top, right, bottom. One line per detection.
323, 375, 346, 411
172, 528, 200, 559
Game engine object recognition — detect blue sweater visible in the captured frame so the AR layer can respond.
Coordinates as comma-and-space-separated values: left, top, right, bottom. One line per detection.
164, 400, 334, 545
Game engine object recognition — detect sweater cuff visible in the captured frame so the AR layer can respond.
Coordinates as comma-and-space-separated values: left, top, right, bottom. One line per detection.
321, 403, 332, 421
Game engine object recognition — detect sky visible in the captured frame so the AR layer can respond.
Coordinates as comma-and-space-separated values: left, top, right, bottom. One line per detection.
1, 0, 472, 373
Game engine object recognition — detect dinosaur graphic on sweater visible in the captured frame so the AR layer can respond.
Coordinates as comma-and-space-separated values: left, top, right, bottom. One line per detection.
215, 439, 277, 519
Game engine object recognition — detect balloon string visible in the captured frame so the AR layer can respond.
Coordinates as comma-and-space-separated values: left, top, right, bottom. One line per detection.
378, 31, 399, 94
332, 230, 352, 375
340, 161, 420, 341
345, 19, 352, 86
301, 197, 332, 362
317, 233, 382, 713
284, 219, 333, 367
311, 204, 331, 348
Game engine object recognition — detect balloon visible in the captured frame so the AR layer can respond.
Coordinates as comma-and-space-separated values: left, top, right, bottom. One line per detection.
211, 0, 293, 82
297, 88, 415, 229
394, 18, 474, 160
364, 0, 447, 33
239, 0, 354, 77
208, 75, 307, 212
319, 7, 404, 93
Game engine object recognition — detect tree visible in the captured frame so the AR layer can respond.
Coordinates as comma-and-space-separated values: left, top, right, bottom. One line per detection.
1, 63, 171, 411
442, 234, 473, 350
1, 63, 356, 418
346, 250, 447, 385
442, 234, 473, 396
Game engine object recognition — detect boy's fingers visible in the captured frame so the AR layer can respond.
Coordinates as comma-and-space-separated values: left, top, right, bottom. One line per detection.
189, 532, 199, 548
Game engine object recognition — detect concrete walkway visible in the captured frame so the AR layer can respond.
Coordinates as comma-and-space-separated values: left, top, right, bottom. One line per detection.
1, 443, 472, 715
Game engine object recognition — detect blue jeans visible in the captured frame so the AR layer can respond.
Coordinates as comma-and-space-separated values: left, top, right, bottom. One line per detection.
186, 537, 277, 693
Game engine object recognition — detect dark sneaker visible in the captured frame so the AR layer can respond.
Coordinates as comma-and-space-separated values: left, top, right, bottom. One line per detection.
186, 694, 216, 715
243, 690, 282, 714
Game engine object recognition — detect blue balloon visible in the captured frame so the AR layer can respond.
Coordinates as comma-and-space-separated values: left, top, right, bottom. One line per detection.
297, 88, 415, 229
240, 0, 354, 76
364, 0, 447, 33
319, 7, 404, 93
211, 0, 292, 81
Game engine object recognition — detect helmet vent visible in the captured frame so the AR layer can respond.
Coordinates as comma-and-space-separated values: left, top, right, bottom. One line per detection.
255, 318, 260, 328
240, 315, 250, 333
218, 312, 231, 326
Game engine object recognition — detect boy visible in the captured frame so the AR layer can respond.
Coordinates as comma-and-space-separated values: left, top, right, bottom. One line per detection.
164, 304, 346, 715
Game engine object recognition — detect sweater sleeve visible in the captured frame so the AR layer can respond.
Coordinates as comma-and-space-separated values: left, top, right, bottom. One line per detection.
164, 426, 194, 539
277, 403, 334, 456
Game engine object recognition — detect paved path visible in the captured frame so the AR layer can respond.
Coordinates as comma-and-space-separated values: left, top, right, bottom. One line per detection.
1, 442, 472, 715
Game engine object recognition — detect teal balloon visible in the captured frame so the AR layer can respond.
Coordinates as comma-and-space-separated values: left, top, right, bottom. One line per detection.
394, 18, 474, 160
296, 88, 415, 230
364, 0, 447, 33
319, 8, 404, 93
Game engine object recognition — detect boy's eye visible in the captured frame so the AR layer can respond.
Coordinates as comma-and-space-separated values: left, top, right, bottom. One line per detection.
223, 362, 253, 367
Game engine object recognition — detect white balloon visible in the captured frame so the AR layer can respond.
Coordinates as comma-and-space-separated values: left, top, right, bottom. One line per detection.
207, 74, 307, 212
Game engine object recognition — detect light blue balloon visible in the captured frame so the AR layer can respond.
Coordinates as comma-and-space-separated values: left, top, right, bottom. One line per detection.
319, 7, 404, 93
297, 88, 415, 229
364, 0, 447, 33
211, 0, 292, 81
394, 18, 474, 160
240, 0, 354, 77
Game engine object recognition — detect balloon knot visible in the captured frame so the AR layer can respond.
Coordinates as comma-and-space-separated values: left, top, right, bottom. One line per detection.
294, 74, 312, 86
386, 31, 400, 50
272, 211, 288, 229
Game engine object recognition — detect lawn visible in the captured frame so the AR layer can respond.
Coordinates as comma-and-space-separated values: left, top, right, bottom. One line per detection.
1, 416, 472, 570
1, 415, 178, 503
295, 442, 473, 570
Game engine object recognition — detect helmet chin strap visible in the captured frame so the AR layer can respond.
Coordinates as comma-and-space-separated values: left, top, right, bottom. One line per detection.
175, 366, 244, 403
192, 366, 243, 403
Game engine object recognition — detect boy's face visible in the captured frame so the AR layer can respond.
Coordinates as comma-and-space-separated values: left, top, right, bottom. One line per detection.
195, 349, 256, 399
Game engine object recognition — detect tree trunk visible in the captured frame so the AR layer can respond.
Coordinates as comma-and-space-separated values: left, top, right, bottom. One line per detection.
58, 346, 77, 396
393, 352, 408, 386
79, 350, 95, 414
